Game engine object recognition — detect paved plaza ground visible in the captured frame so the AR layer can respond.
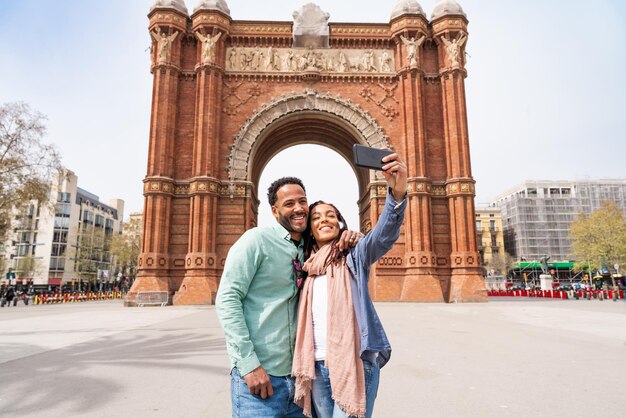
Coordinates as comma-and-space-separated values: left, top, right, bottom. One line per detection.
0, 298, 624, 417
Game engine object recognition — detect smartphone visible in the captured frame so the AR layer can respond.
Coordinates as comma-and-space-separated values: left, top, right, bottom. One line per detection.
353, 144, 394, 171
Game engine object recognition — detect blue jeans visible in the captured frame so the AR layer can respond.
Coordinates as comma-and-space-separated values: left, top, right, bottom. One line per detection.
311, 360, 380, 418
230, 368, 306, 418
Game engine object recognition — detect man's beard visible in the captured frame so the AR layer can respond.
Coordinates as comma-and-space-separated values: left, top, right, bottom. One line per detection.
276, 211, 307, 233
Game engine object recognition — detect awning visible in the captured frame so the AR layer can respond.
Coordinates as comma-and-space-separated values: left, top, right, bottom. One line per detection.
48, 278, 62, 286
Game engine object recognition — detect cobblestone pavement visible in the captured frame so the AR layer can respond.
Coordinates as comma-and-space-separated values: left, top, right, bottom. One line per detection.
0, 299, 624, 417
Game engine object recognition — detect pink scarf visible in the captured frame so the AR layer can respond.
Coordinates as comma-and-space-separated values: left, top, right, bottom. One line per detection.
292, 243, 366, 418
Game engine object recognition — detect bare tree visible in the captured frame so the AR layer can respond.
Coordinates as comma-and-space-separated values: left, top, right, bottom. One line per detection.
0, 102, 62, 239
486, 251, 514, 276
15, 254, 44, 281
70, 224, 102, 284
110, 217, 142, 280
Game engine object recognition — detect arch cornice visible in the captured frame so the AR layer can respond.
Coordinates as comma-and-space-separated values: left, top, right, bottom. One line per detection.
228, 89, 390, 182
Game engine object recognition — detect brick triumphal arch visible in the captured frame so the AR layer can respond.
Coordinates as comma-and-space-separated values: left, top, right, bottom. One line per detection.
127, 0, 486, 305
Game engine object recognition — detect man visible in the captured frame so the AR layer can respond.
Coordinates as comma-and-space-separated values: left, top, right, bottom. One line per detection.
216, 177, 360, 418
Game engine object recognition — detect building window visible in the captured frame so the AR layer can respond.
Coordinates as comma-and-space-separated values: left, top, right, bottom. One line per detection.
54, 216, 70, 229
17, 245, 30, 256
18, 232, 30, 243
55, 203, 71, 217
51, 244, 67, 257
49, 257, 66, 271
83, 210, 94, 224
57, 192, 71, 203
53, 230, 68, 243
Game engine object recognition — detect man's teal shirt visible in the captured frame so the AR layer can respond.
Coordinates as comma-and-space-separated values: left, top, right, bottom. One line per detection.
216, 222, 304, 377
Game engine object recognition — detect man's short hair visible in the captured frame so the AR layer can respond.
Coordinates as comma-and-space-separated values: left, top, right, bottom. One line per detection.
267, 177, 306, 206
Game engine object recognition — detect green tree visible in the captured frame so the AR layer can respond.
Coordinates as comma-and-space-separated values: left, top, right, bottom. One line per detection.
570, 201, 626, 287
0, 102, 62, 239
110, 217, 141, 280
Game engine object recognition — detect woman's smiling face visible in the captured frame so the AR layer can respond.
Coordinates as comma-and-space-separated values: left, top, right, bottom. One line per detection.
310, 204, 340, 246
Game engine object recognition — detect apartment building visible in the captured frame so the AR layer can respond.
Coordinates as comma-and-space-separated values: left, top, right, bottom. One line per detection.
475, 207, 505, 271
2, 170, 124, 286
492, 180, 626, 261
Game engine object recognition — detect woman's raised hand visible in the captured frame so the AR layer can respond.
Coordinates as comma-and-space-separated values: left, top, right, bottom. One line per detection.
381, 153, 408, 202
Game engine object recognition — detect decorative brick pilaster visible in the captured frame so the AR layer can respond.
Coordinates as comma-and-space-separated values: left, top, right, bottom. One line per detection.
129, 9, 187, 306
433, 15, 486, 302
174, 11, 230, 304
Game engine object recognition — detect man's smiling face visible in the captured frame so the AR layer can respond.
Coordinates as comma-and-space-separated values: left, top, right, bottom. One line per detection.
271, 184, 309, 240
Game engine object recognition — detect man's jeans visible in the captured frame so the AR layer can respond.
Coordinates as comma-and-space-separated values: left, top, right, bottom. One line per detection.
231, 368, 306, 418
311, 360, 380, 418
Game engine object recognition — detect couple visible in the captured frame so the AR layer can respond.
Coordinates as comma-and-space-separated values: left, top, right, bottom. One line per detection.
216, 152, 407, 418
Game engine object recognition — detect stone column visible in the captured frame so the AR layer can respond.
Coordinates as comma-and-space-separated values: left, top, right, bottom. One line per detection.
173, 11, 231, 305
433, 17, 486, 302
128, 10, 187, 306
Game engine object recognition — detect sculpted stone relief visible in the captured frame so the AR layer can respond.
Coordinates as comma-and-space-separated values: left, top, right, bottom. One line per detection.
150, 29, 178, 65
441, 33, 466, 69
225, 47, 395, 74
195, 32, 222, 65
400, 35, 425, 67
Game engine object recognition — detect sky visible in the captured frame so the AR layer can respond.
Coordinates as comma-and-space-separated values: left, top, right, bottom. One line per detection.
1, 0, 625, 229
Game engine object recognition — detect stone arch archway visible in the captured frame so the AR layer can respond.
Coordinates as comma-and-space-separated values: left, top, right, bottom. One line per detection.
228, 89, 389, 182
226, 90, 391, 231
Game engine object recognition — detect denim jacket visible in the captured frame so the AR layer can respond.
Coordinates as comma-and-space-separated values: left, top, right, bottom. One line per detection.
346, 190, 406, 368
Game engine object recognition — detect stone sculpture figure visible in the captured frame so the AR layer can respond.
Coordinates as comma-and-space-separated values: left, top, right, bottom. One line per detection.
266, 47, 281, 71
325, 54, 336, 71
292, 3, 330, 47
266, 47, 275, 70
380, 51, 392, 72
284, 50, 296, 71
249, 48, 263, 70
361, 49, 377, 72
151, 29, 179, 64
304, 48, 321, 71
196, 32, 222, 65
292, 4, 330, 36
297, 54, 307, 71
228, 48, 238, 70
240, 50, 248, 70
441, 33, 467, 68
400, 35, 425, 67
338, 51, 350, 73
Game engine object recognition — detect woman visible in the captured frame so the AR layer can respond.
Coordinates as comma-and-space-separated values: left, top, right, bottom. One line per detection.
292, 152, 407, 418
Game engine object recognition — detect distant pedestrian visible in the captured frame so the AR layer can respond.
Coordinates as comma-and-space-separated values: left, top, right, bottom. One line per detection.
5, 287, 15, 307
